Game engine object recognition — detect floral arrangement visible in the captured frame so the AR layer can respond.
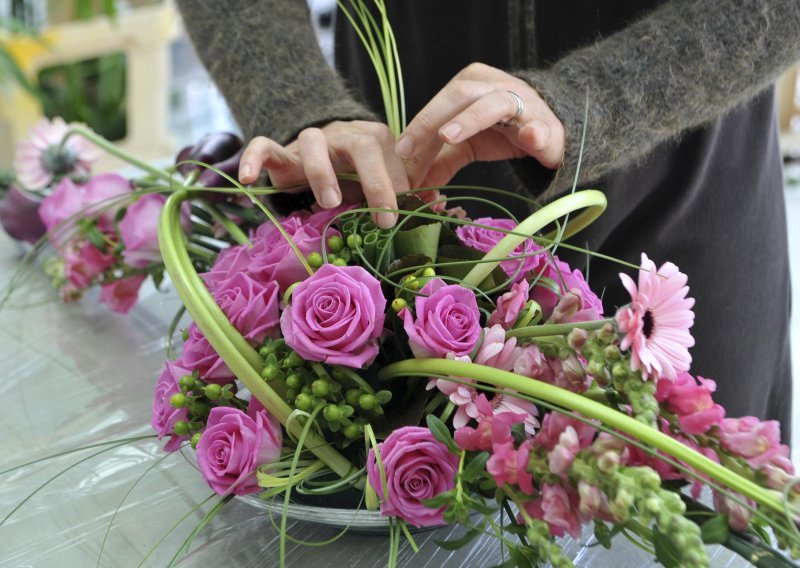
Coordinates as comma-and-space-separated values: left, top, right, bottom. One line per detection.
1, 2, 799, 567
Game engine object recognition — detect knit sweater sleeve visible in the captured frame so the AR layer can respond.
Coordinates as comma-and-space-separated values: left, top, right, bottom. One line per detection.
175, 0, 377, 144
514, 0, 800, 195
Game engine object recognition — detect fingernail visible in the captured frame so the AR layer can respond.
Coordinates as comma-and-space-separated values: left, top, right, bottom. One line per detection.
376, 210, 397, 229
395, 136, 414, 158
440, 122, 461, 142
240, 163, 251, 180
320, 187, 341, 209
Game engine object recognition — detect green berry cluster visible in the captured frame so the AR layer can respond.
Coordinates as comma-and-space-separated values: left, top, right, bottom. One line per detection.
170, 372, 240, 448
258, 338, 393, 446
306, 235, 351, 269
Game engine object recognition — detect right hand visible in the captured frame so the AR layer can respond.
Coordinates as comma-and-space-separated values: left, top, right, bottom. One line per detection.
238, 120, 410, 228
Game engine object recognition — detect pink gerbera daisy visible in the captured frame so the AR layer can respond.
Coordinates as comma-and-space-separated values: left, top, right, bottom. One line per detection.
13, 117, 100, 190
615, 253, 695, 381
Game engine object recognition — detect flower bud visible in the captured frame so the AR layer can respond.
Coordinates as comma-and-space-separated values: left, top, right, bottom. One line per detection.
567, 328, 588, 350
391, 298, 408, 313
332, 257, 348, 267
312, 379, 330, 397
190, 432, 202, 449
358, 393, 376, 410
307, 252, 323, 269
170, 393, 187, 409
549, 291, 581, 323
204, 384, 222, 400
173, 420, 190, 436
327, 235, 344, 252
346, 234, 362, 249
422, 267, 436, 277
295, 392, 313, 412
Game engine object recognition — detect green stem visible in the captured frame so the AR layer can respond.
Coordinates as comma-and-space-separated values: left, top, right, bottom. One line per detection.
378, 359, 784, 514
201, 200, 251, 246
463, 190, 607, 288
61, 126, 171, 182
158, 191, 354, 479
505, 318, 614, 340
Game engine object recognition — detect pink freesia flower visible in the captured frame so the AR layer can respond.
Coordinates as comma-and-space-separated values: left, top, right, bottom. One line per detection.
454, 394, 527, 451
366, 426, 459, 527
456, 217, 543, 281
63, 240, 115, 288
525, 483, 585, 539
615, 253, 695, 381
178, 323, 235, 383
150, 360, 192, 452
196, 406, 282, 496
401, 278, 481, 358
99, 274, 146, 314
13, 117, 100, 190
214, 273, 280, 345
719, 416, 789, 469
655, 372, 725, 435
281, 264, 386, 368
487, 280, 530, 329
487, 439, 535, 495
530, 256, 604, 323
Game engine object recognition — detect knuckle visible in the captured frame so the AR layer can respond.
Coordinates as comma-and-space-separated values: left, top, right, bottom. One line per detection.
462, 62, 488, 78
349, 133, 378, 153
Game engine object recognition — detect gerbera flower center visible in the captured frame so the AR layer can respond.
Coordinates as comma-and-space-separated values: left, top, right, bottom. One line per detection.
642, 309, 655, 338
41, 145, 78, 177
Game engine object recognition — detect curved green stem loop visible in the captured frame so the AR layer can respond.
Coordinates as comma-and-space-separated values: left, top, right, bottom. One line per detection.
463, 190, 607, 287
158, 191, 354, 479
378, 358, 784, 513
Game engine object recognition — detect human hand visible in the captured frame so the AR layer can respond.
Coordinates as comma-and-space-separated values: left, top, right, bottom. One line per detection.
395, 63, 565, 188
238, 121, 409, 228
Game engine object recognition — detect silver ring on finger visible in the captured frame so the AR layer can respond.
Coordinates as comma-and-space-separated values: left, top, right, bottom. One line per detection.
499, 90, 525, 127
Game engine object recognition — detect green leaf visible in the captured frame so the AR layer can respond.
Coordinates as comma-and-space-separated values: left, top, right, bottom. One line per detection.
87, 226, 107, 250
394, 222, 441, 263
151, 266, 165, 290
421, 491, 453, 509
426, 414, 459, 454
374, 390, 392, 405
462, 452, 490, 483
700, 514, 730, 545
435, 527, 481, 551
652, 527, 682, 568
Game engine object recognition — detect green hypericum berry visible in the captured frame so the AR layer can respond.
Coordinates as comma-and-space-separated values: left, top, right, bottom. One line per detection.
261, 365, 280, 381
284, 351, 305, 368
391, 298, 407, 313
204, 384, 222, 400
343, 423, 361, 439
189, 402, 209, 417
170, 393, 187, 409
358, 393, 376, 410
422, 267, 436, 277
307, 252, 323, 268
328, 235, 344, 252
190, 432, 202, 449
312, 379, 330, 397
179, 375, 195, 390
295, 393, 313, 412
181, 329, 190, 342
286, 373, 304, 390
323, 404, 341, 422
345, 388, 362, 407
346, 234, 362, 249
173, 420, 190, 436
402, 276, 421, 291
284, 388, 298, 403
332, 257, 347, 267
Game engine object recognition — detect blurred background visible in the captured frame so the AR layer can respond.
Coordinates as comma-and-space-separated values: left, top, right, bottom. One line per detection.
0, 0, 799, 443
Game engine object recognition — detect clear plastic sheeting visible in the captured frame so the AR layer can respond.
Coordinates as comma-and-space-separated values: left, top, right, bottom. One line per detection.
0, 232, 749, 567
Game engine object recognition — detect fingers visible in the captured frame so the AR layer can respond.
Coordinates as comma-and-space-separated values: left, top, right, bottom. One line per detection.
346, 131, 399, 228
297, 128, 341, 209
238, 136, 301, 186
517, 118, 565, 170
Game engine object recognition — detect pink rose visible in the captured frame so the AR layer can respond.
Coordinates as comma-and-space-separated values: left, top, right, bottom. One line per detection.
456, 217, 543, 281
39, 174, 132, 244
178, 323, 235, 383
366, 426, 459, 527
63, 240, 115, 288
201, 244, 253, 295
281, 264, 386, 368
99, 274, 146, 314
249, 212, 338, 291
401, 278, 481, 358
150, 360, 192, 452
531, 256, 603, 323
214, 273, 280, 344
196, 406, 282, 496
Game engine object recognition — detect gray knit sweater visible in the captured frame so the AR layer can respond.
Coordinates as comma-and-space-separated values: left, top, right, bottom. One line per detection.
176, 0, 800, 196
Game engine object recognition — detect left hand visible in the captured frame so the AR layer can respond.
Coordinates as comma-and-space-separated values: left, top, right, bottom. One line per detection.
395, 63, 565, 188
